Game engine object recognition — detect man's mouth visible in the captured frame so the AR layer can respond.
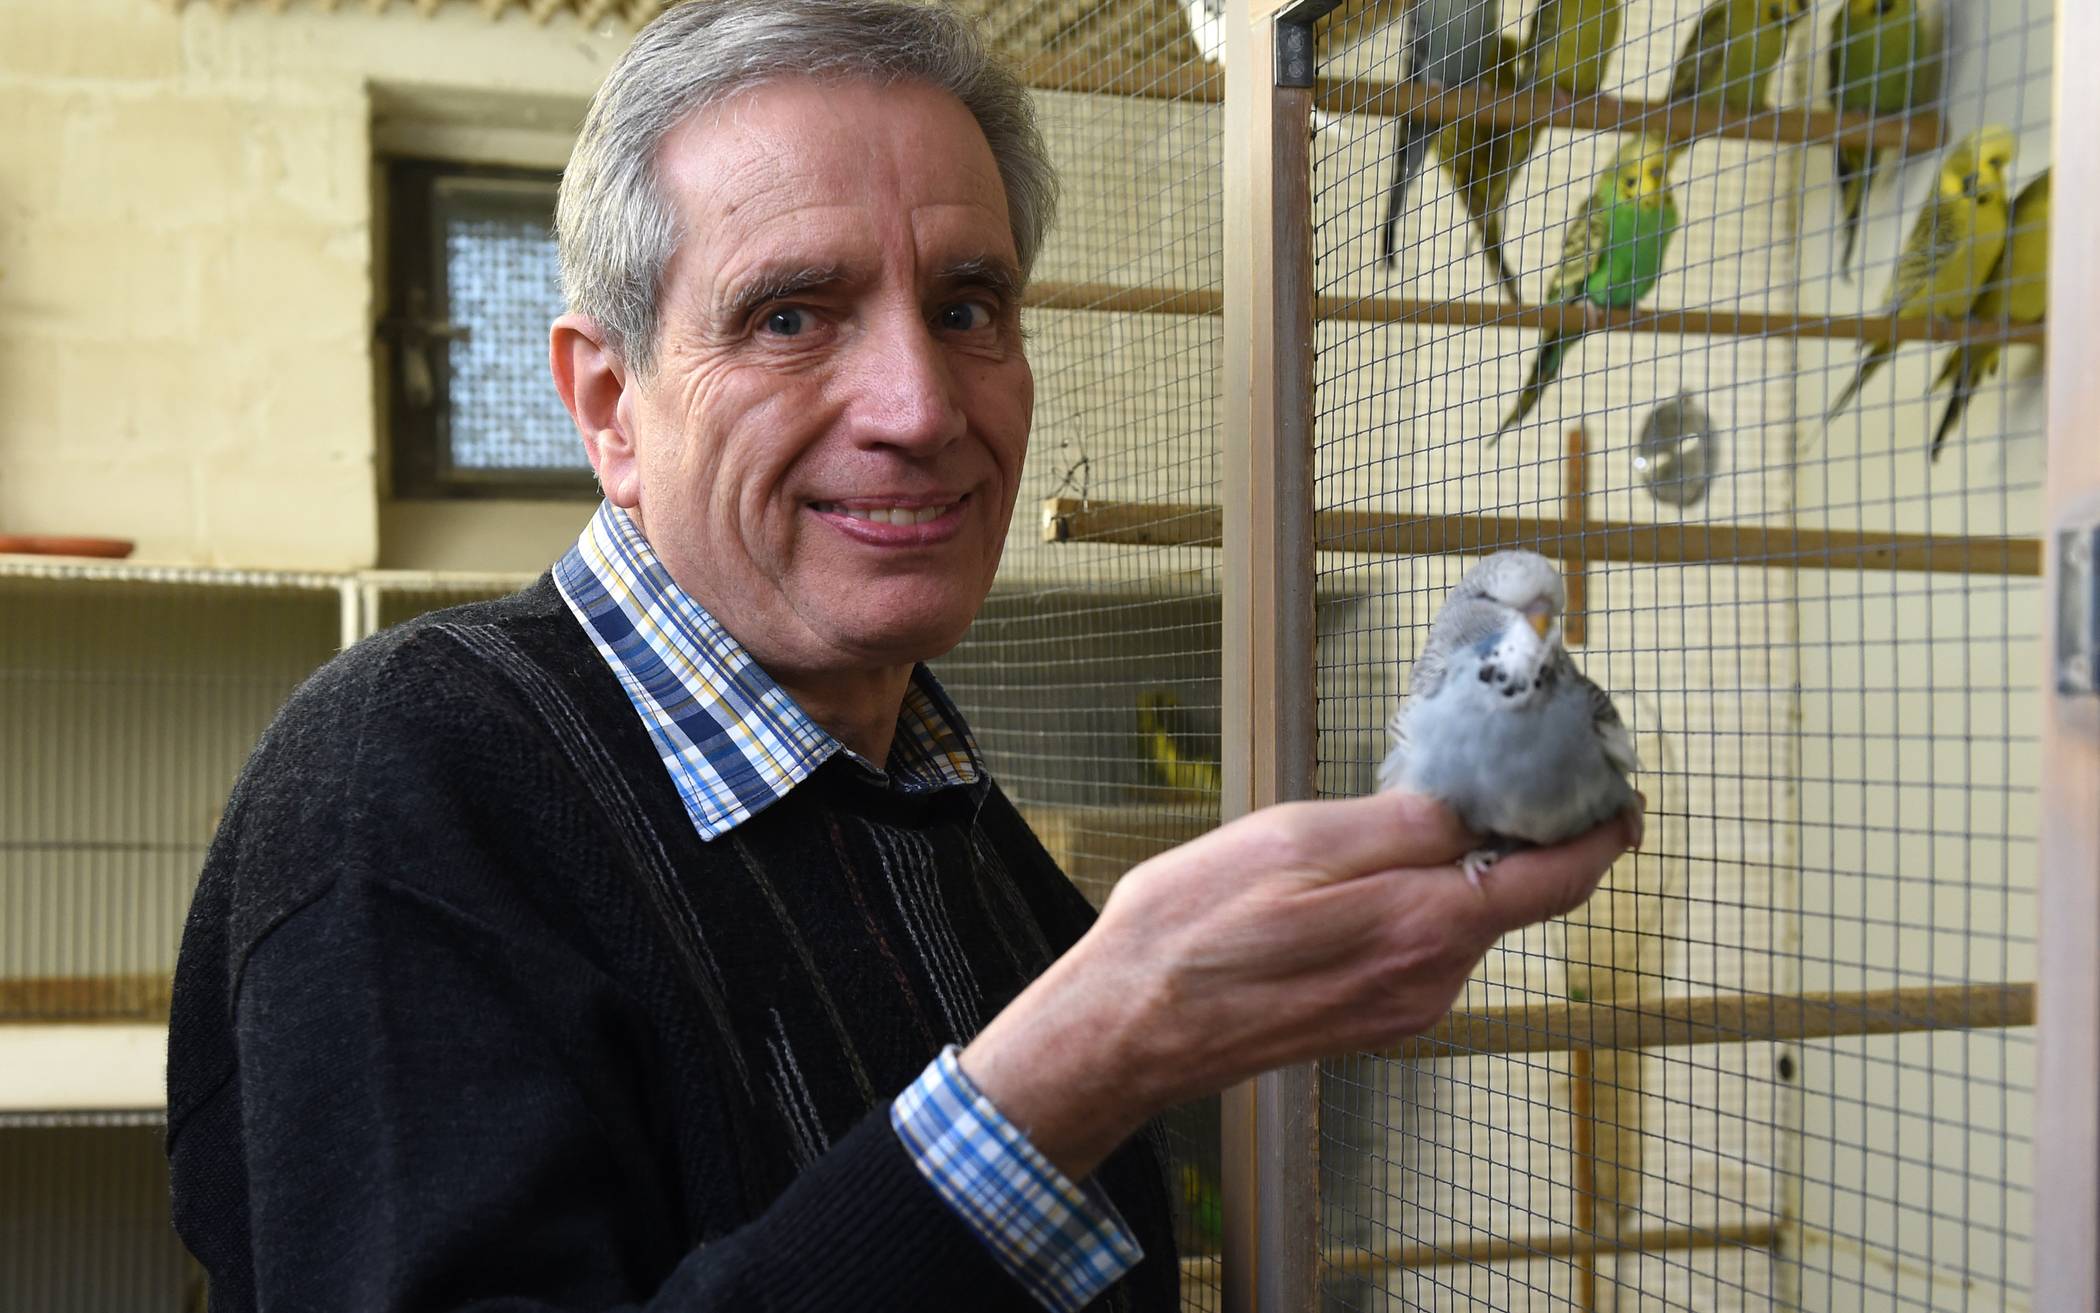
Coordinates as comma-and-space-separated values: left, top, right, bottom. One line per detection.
809, 500, 959, 526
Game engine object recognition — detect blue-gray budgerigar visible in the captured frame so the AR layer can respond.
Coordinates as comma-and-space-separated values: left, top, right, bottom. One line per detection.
1382, 0, 1503, 267
1377, 550, 1639, 885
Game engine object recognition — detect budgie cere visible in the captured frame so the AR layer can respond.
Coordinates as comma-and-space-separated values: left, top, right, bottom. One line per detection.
1378, 551, 1639, 887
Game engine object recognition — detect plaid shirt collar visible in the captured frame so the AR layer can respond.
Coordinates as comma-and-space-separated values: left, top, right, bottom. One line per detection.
552, 500, 983, 842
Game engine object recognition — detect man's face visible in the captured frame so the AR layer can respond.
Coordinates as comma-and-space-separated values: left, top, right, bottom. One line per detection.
607, 77, 1032, 683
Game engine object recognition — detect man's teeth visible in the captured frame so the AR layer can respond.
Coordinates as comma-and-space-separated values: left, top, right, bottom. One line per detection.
820, 503, 953, 525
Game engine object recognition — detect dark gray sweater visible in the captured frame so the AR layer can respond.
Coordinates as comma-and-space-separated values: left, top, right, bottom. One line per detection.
165, 577, 1178, 1311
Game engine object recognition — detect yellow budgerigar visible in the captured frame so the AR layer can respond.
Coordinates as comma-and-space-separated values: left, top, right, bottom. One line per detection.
1826, 126, 2017, 424
1931, 168, 2048, 459
1135, 690, 1221, 797
1665, 0, 1811, 158
1437, 35, 1530, 300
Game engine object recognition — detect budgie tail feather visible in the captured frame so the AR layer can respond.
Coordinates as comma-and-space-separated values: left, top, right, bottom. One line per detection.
1497, 328, 1579, 440
1382, 122, 1439, 267
1835, 145, 1875, 278
1825, 341, 1893, 423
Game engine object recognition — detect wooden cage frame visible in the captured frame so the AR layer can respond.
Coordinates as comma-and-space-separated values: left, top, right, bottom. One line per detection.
1103, 2, 2082, 1309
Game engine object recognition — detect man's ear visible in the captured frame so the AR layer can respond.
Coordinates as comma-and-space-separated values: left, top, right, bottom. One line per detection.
551, 312, 642, 508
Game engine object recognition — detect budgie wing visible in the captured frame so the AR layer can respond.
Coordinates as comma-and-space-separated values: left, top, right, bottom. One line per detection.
1886, 194, 1965, 315
1545, 191, 1612, 304
1558, 651, 1642, 775
1384, 597, 1507, 784
1667, 1, 1739, 103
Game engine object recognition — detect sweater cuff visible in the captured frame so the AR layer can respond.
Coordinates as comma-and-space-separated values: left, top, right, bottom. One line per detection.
891, 1046, 1143, 1313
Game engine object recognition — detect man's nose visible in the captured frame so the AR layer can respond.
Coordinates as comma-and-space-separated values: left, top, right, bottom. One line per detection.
846, 311, 968, 453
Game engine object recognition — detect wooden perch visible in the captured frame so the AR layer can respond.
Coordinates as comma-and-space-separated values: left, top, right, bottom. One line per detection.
1336, 81, 1943, 155
1180, 1219, 1780, 1282
1041, 497, 2044, 579
1387, 982, 2033, 1061
1024, 281, 2050, 349
1016, 52, 1941, 155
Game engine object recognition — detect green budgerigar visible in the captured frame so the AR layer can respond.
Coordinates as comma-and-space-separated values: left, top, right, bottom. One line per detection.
1665, 0, 1811, 157
1828, 0, 1945, 277
1497, 136, 1678, 439
1826, 125, 2017, 423
1931, 168, 2048, 459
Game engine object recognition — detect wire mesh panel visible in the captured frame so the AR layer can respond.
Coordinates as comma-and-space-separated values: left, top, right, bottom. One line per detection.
0, 567, 344, 1022
926, 4, 1229, 1303
1297, 0, 2044, 1307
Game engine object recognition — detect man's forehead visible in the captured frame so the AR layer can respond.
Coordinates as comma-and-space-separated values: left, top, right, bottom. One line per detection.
655, 76, 1013, 250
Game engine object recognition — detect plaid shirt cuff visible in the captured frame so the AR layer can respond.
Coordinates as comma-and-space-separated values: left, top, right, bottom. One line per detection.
890, 1046, 1143, 1311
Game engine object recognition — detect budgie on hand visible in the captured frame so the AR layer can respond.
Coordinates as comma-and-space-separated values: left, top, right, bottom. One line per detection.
1825, 125, 2016, 424
1665, 0, 1811, 157
1827, 0, 1945, 278
1378, 551, 1639, 887
1496, 135, 1677, 439
1382, 0, 1503, 268
1931, 168, 2048, 460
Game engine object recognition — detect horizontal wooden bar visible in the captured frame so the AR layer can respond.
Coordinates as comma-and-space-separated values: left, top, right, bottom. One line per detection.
1337, 81, 1942, 155
1024, 281, 2049, 349
0, 973, 173, 1021
1391, 982, 2033, 1061
1181, 1219, 1780, 1282
1041, 498, 2043, 578
1015, 51, 1942, 156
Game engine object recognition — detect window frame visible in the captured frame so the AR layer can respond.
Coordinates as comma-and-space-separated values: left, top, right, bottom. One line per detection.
381, 158, 599, 501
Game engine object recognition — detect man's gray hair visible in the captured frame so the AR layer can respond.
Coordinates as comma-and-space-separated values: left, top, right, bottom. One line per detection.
556, 0, 1058, 377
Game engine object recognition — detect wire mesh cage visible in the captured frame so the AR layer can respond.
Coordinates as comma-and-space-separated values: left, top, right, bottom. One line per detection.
1297, 0, 2045, 1306
927, 3, 1233, 1300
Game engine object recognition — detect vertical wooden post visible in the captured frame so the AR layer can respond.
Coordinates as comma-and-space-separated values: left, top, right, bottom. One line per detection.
1563, 427, 1589, 649
2036, 4, 2100, 1306
1221, 3, 1323, 1311
1570, 1048, 1599, 1310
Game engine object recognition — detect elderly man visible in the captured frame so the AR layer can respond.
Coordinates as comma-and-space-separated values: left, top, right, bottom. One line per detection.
165, 2, 1635, 1309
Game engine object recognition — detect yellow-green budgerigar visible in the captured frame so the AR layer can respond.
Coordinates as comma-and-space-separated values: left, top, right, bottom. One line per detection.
1665, 0, 1811, 155
1931, 168, 2048, 459
1521, 0, 1624, 97
1135, 690, 1221, 797
1826, 125, 2017, 423
1427, 0, 1620, 302
1497, 136, 1677, 438
1436, 34, 1529, 300
1828, 0, 1945, 278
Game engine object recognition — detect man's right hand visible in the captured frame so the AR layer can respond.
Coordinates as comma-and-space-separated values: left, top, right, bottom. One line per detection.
957, 789, 1639, 1180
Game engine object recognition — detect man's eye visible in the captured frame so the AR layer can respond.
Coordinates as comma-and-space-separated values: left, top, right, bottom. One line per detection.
937, 300, 995, 332
761, 307, 810, 337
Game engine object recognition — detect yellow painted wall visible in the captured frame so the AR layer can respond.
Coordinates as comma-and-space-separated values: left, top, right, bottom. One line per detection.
0, 0, 628, 569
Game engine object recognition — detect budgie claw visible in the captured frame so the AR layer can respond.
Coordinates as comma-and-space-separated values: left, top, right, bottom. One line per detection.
1461, 848, 1500, 889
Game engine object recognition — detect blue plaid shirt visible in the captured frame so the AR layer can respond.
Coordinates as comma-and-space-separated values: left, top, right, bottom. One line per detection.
553, 501, 1141, 1311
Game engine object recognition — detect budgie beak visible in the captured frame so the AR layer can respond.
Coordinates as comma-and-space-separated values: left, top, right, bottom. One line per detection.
1525, 603, 1554, 639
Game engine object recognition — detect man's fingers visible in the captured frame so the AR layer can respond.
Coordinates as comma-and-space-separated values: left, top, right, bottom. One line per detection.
1253, 790, 1476, 879
1468, 806, 1639, 929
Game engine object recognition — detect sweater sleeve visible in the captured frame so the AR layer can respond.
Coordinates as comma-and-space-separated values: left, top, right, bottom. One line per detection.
208, 630, 1047, 1313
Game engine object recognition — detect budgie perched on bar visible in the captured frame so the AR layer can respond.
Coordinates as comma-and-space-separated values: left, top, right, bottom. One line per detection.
1522, 0, 1624, 102
1378, 551, 1639, 887
1437, 35, 1530, 300
1664, 0, 1811, 159
1382, 0, 1503, 267
1826, 125, 2016, 424
1931, 168, 2048, 460
1135, 690, 1221, 798
1827, 0, 1945, 277
1496, 135, 1677, 439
